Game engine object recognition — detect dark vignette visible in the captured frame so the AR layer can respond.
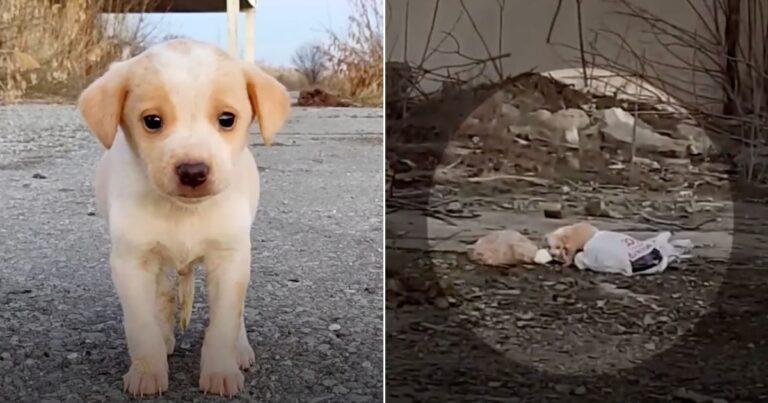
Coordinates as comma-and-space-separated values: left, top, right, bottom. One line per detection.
385, 82, 768, 401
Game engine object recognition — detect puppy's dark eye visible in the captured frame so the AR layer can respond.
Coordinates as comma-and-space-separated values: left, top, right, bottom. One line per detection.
218, 112, 236, 129
142, 115, 162, 131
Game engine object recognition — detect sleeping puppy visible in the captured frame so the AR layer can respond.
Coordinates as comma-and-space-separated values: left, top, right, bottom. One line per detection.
78, 39, 289, 396
545, 222, 598, 266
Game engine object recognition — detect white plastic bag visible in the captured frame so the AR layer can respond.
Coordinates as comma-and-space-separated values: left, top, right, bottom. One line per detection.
573, 231, 693, 276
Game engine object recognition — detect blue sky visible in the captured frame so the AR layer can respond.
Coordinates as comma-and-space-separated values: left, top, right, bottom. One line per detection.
142, 0, 354, 66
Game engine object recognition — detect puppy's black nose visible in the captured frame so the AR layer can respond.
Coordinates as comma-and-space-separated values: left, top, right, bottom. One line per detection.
176, 162, 209, 188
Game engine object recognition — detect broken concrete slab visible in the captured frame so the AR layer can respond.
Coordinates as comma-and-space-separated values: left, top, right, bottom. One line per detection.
600, 107, 689, 155
674, 121, 715, 156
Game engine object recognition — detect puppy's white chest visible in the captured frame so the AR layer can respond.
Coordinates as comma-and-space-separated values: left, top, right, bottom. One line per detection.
111, 196, 251, 269
154, 228, 208, 269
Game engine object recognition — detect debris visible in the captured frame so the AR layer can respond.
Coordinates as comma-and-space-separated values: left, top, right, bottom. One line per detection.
434, 297, 450, 309
445, 201, 463, 213
660, 157, 691, 168
595, 282, 656, 302
584, 198, 607, 217
633, 157, 661, 170
534, 249, 553, 264
328, 323, 341, 331
515, 311, 535, 320
527, 108, 590, 145
674, 121, 714, 156
600, 107, 689, 156
467, 175, 551, 186
32, 173, 46, 179
467, 230, 538, 266
541, 202, 563, 219
297, 88, 354, 107
574, 231, 693, 276
543, 67, 687, 113
584, 198, 622, 218
626, 200, 720, 230
672, 387, 728, 403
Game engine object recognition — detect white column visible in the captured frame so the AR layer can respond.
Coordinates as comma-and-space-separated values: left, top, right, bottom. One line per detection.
226, 0, 239, 58
244, 7, 255, 62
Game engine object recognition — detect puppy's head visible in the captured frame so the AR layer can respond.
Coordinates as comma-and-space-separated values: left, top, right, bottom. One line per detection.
78, 39, 290, 200
544, 222, 598, 262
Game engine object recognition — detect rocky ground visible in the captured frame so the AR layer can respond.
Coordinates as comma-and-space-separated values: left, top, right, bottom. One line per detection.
0, 104, 383, 402
385, 75, 768, 402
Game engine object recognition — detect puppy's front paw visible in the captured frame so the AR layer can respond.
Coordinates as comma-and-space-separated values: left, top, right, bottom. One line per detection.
200, 349, 244, 396
123, 356, 169, 396
199, 368, 244, 397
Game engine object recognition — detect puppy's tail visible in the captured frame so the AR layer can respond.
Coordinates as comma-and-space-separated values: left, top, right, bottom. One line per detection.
178, 265, 195, 331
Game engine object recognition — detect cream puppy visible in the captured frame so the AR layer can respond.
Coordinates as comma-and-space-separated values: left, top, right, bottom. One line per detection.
545, 222, 599, 266
78, 39, 289, 396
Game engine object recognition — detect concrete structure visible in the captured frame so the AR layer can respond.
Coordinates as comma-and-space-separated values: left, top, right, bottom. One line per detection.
385, 0, 724, 107
104, 0, 257, 61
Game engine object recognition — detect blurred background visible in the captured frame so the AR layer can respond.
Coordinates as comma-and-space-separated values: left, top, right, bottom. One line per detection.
0, 0, 382, 106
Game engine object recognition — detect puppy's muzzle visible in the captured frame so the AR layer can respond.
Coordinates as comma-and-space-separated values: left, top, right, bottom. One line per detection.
176, 162, 209, 188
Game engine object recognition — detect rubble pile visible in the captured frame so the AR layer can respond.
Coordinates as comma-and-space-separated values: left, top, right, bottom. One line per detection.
449, 70, 721, 185
297, 88, 354, 107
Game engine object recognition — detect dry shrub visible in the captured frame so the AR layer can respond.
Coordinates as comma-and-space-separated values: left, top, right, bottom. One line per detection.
579, 0, 768, 182
0, 0, 155, 102
324, 0, 383, 106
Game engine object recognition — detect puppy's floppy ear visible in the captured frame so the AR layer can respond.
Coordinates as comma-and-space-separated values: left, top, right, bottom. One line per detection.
78, 61, 130, 149
242, 62, 290, 145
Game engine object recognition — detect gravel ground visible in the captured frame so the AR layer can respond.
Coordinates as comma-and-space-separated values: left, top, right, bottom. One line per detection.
0, 104, 383, 402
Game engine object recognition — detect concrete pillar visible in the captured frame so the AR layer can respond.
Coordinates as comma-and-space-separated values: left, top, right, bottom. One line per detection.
244, 7, 255, 62
226, 0, 239, 58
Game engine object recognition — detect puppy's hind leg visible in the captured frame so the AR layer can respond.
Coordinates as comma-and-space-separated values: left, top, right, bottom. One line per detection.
178, 264, 195, 332
155, 268, 176, 355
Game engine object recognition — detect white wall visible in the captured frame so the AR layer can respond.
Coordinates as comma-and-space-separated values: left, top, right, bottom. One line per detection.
386, 0, 723, 106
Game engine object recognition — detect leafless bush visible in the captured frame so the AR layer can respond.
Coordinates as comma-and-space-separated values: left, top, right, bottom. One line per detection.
562, 0, 767, 181
0, 0, 156, 102
292, 42, 326, 84
385, 0, 510, 118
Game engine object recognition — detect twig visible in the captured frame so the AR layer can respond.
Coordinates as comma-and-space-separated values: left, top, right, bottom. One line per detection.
459, 0, 504, 80
546, 0, 564, 43
496, 0, 505, 77
625, 200, 720, 230
418, 0, 440, 68
576, 0, 589, 88
387, 199, 458, 226
466, 175, 551, 186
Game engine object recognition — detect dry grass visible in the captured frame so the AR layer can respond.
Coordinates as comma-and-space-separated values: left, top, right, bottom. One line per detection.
323, 0, 383, 106
2, 0, 383, 107
260, 64, 309, 91
0, 0, 156, 102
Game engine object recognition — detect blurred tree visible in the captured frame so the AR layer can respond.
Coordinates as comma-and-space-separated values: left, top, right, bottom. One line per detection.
292, 42, 326, 84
